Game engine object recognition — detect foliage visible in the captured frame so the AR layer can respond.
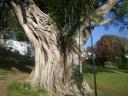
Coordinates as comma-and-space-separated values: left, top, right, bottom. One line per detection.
8, 82, 47, 96
0, 3, 18, 31
3, 30, 28, 41
0, 0, 128, 49
115, 57, 125, 69
106, 0, 128, 31
0, 0, 128, 42
94, 35, 127, 68
35, 0, 99, 54
72, 66, 84, 89
35, 0, 97, 27
35, 0, 128, 31
0, 2, 28, 41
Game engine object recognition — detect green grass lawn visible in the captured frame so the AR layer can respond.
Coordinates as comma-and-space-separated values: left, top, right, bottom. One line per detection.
8, 82, 47, 96
7, 67, 128, 96
84, 67, 128, 96
0, 51, 126, 96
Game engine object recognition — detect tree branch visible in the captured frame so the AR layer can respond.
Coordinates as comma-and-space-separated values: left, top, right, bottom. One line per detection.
98, 17, 117, 26
96, 0, 118, 16
83, 0, 119, 27
84, 16, 117, 27
11, 1, 24, 25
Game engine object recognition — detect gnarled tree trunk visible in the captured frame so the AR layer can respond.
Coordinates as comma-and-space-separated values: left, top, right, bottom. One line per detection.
11, 1, 93, 96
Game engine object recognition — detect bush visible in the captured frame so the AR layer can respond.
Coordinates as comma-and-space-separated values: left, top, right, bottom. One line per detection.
115, 56, 127, 69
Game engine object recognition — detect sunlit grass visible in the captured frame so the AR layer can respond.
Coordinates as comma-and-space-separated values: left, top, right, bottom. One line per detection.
84, 67, 128, 96
7, 82, 47, 96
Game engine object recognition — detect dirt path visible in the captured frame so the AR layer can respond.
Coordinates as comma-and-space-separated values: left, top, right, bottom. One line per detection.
0, 72, 29, 96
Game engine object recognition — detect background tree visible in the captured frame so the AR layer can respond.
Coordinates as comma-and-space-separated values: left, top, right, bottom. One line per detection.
94, 35, 127, 68
0, 0, 128, 96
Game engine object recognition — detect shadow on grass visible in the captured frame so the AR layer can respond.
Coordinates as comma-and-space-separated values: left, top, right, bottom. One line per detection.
118, 69, 128, 73
0, 48, 34, 73
82, 65, 116, 74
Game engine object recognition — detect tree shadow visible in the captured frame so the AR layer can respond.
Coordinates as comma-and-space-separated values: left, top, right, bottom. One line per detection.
0, 59, 34, 73
0, 48, 34, 73
82, 65, 116, 74
118, 69, 128, 73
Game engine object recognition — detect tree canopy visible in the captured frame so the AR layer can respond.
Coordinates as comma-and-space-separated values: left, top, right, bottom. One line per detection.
0, 0, 127, 45
1, 0, 128, 33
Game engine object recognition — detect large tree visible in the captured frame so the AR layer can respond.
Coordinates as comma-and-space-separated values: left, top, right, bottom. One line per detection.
0, 0, 128, 96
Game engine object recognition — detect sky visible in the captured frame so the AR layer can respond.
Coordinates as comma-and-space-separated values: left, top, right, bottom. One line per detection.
84, 25, 128, 48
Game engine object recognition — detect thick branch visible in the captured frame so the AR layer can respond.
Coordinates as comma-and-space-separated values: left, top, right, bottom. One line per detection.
83, 0, 118, 27
84, 16, 117, 27
11, 1, 24, 25
96, 0, 118, 16
98, 17, 117, 26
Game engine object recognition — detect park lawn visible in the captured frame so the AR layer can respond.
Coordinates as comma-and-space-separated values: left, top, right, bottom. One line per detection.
84, 67, 128, 96
8, 82, 47, 96
8, 67, 128, 96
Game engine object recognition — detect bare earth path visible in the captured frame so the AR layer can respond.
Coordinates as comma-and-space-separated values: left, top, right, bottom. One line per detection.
0, 72, 29, 96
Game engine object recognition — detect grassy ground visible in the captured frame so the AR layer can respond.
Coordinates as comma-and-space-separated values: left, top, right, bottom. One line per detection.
0, 69, 8, 80
84, 66, 128, 96
0, 48, 128, 96
8, 82, 47, 96
7, 67, 128, 96
0, 48, 35, 96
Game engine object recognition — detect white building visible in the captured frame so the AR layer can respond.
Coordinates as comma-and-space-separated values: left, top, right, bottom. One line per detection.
4, 39, 34, 57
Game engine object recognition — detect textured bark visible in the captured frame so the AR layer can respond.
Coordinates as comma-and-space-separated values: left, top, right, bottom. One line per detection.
10, 0, 119, 95
96, 0, 118, 16
11, 1, 93, 96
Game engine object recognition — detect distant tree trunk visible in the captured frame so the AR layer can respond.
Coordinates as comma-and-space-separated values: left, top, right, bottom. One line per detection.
0, 33, 4, 47
11, 1, 93, 96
